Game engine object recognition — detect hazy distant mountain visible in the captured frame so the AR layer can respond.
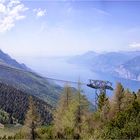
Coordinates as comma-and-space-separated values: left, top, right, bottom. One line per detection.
0, 50, 29, 71
120, 51, 140, 57
69, 51, 140, 81
0, 49, 62, 107
89, 52, 133, 72
115, 55, 140, 81
69, 51, 134, 71
68, 51, 98, 66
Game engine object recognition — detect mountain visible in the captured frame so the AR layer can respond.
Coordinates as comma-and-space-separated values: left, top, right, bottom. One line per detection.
0, 49, 62, 107
68, 51, 140, 91
120, 50, 140, 57
0, 82, 53, 124
0, 50, 29, 71
68, 51, 98, 66
89, 52, 132, 73
68, 51, 140, 74
115, 55, 140, 81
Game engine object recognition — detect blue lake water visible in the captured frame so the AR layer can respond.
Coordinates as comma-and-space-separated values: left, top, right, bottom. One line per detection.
22, 57, 140, 103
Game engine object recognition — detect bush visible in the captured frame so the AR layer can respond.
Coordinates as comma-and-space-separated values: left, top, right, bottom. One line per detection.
36, 125, 53, 139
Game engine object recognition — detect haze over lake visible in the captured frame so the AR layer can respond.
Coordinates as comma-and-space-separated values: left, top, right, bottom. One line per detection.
19, 56, 140, 103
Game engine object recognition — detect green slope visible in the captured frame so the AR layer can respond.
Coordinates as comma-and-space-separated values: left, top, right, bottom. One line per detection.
0, 82, 53, 124
0, 63, 62, 107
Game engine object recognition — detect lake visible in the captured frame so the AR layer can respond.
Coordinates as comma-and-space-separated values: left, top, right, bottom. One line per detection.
21, 56, 140, 103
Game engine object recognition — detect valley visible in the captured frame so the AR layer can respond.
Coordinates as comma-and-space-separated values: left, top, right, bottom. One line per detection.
20, 52, 140, 93
0, 50, 140, 139
1, 0, 140, 139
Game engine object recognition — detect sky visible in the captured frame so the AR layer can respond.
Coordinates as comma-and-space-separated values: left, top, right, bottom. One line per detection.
1, 0, 140, 59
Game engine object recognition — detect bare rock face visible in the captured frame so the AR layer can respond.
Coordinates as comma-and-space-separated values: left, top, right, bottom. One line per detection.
115, 65, 140, 81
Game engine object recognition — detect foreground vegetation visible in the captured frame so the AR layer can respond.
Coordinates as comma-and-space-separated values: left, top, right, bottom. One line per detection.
0, 124, 21, 138
0, 83, 140, 139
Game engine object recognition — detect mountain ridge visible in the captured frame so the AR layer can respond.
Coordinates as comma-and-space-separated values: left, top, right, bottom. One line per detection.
68, 51, 140, 81
0, 49, 62, 107
0, 50, 29, 71
115, 55, 140, 81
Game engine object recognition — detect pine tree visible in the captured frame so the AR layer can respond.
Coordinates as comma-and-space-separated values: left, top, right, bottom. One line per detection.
53, 84, 90, 139
113, 83, 124, 113
53, 85, 73, 138
121, 89, 135, 109
98, 92, 108, 111
21, 96, 40, 140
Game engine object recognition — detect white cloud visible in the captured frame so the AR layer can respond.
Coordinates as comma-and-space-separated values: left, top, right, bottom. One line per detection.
0, 3, 5, 13
129, 42, 140, 48
33, 8, 46, 18
0, 0, 28, 33
94, 8, 111, 16
0, 0, 5, 4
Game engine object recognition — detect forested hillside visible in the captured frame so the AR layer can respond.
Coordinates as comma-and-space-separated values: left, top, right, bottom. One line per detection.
0, 83, 137, 139
0, 82, 53, 124
0, 49, 62, 107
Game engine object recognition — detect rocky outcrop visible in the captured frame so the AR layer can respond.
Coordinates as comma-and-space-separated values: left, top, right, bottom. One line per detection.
115, 65, 140, 81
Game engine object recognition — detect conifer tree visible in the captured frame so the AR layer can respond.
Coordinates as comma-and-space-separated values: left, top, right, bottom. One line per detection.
53, 85, 73, 138
72, 80, 90, 139
98, 92, 108, 111
113, 83, 124, 113
21, 96, 40, 140
53, 83, 90, 139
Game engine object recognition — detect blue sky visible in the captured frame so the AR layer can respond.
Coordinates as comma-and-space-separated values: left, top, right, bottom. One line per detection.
1, 0, 140, 58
